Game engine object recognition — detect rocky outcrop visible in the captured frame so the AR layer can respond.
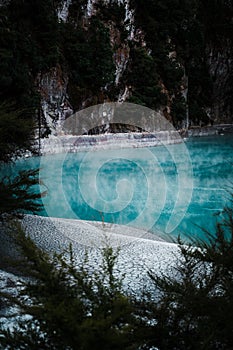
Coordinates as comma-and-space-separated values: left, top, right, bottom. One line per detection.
36, 65, 73, 135
37, 0, 137, 134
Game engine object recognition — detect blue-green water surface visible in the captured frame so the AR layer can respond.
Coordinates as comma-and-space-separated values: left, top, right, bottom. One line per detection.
6, 134, 233, 241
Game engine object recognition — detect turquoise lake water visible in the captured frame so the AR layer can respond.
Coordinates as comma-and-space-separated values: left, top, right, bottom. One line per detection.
7, 134, 233, 241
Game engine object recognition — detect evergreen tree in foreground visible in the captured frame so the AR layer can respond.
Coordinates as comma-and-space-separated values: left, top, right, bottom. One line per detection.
0, 103, 42, 220
1, 203, 233, 349
138, 205, 233, 350
0, 223, 136, 350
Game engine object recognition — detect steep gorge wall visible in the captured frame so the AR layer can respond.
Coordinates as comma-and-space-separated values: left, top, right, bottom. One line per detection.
38, 0, 143, 134
44, 0, 233, 134
1, 0, 232, 135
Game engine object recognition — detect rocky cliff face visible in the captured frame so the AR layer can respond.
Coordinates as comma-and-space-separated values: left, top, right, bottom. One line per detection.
39, 0, 142, 134
1, 0, 232, 134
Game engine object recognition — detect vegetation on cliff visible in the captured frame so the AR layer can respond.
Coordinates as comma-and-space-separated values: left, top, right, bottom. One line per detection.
0, 0, 233, 132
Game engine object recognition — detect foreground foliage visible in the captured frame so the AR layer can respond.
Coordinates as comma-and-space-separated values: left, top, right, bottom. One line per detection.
138, 207, 233, 350
0, 170, 43, 219
0, 104, 41, 220
1, 206, 233, 349
0, 224, 136, 350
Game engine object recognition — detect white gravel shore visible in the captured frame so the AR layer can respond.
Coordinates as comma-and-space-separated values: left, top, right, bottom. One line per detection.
22, 215, 179, 296
0, 216, 179, 332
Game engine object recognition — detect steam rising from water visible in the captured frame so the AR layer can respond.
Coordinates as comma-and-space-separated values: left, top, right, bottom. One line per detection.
39, 102, 194, 246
